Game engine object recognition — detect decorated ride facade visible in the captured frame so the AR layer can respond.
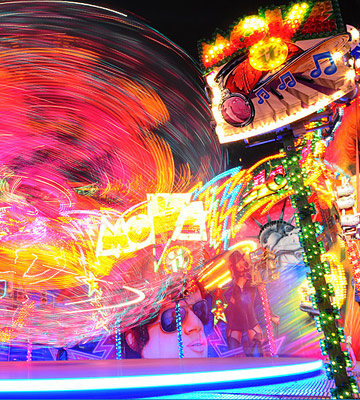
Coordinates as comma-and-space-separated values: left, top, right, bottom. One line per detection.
0, 1, 360, 398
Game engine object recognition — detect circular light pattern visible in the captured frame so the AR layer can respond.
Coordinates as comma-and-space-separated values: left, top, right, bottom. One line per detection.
163, 245, 193, 273
249, 38, 289, 71
0, 1, 222, 346
126, 215, 152, 243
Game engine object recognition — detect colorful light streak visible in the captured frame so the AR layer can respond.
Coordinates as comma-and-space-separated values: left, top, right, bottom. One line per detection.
0, 300, 35, 342
0, 1, 346, 353
0, 360, 323, 393
191, 154, 288, 255
0, 1, 222, 346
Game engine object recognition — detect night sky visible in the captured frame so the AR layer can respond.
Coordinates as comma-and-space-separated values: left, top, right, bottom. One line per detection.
101, 0, 358, 62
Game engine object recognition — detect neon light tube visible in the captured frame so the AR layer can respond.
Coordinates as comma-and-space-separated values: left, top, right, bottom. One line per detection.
0, 360, 322, 392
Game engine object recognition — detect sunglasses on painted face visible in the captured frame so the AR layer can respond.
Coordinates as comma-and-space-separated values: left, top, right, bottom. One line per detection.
160, 299, 209, 333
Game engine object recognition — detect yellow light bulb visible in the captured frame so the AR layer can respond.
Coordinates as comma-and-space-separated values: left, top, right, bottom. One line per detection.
332, 51, 342, 61
346, 69, 356, 81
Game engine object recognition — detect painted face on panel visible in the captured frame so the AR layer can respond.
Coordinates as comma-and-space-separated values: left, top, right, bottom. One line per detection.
141, 289, 208, 358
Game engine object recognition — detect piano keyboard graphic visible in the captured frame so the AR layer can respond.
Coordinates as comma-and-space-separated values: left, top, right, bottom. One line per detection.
252, 66, 348, 125
211, 34, 355, 143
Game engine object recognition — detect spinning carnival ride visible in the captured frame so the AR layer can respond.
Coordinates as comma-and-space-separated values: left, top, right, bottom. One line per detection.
0, 1, 223, 347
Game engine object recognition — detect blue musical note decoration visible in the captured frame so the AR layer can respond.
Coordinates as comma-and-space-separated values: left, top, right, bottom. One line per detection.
255, 88, 270, 104
278, 71, 297, 90
310, 51, 337, 78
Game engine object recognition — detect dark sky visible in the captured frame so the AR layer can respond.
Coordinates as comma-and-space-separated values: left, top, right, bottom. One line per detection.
98, 0, 358, 62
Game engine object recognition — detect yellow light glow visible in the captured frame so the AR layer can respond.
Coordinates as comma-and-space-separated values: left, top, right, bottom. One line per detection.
332, 51, 343, 62
204, 270, 231, 290
199, 260, 225, 282
231, 15, 268, 44
321, 253, 347, 309
299, 251, 348, 312
348, 26, 360, 43
249, 39, 288, 71
204, 34, 232, 62
304, 169, 322, 186
218, 277, 232, 288
346, 69, 356, 81
242, 16, 267, 32
162, 245, 193, 274
285, 2, 309, 23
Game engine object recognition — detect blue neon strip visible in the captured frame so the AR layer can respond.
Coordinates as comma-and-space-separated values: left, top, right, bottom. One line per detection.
192, 167, 241, 200
220, 181, 242, 208
0, 360, 322, 392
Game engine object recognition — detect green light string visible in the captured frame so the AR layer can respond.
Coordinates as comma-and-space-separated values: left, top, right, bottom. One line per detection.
175, 301, 184, 359
282, 131, 359, 400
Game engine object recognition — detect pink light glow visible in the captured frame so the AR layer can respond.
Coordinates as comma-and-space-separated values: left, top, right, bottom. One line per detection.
0, 1, 222, 346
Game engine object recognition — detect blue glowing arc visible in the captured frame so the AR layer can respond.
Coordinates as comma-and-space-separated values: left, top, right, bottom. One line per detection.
0, 360, 322, 392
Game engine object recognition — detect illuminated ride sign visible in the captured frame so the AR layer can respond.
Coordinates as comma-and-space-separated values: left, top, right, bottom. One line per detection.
0, 155, 295, 345
0, 193, 209, 345
200, 0, 358, 143
0, 134, 346, 345
96, 193, 207, 273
